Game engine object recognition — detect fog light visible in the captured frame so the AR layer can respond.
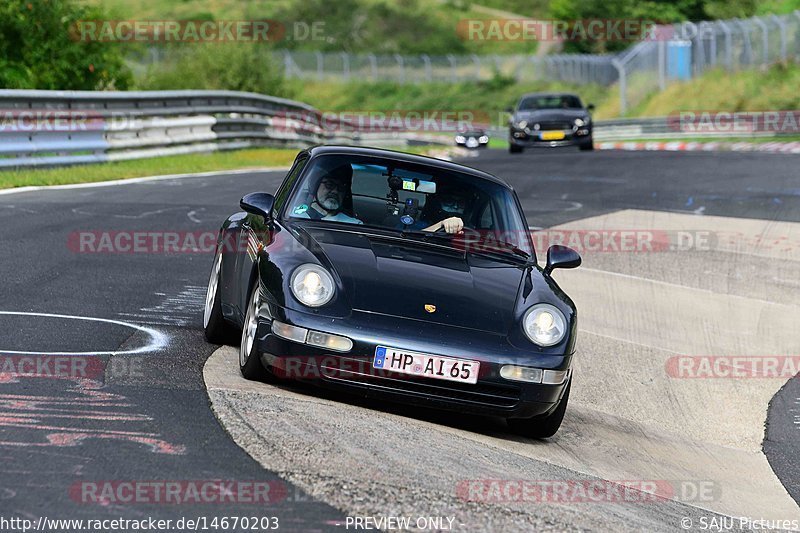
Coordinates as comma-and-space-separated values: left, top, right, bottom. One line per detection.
306, 330, 353, 352
500, 365, 543, 383
272, 321, 308, 343
576, 128, 589, 136
543, 369, 569, 385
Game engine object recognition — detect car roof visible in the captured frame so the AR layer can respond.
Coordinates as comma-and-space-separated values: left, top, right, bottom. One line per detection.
303, 145, 510, 187
519, 92, 581, 100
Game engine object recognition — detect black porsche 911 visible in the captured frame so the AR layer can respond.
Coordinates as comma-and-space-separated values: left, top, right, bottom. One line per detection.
508, 92, 594, 153
203, 146, 581, 438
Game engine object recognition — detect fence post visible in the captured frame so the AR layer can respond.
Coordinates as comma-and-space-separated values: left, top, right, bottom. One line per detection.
421, 54, 432, 82
716, 20, 733, 69
752, 17, 770, 64
367, 53, 377, 81
470, 54, 481, 79
770, 14, 788, 61
341, 52, 350, 80
734, 19, 753, 65
447, 54, 457, 82
796, 11, 800, 59
283, 50, 292, 79
612, 58, 626, 115
394, 54, 405, 84
315, 51, 324, 80
658, 39, 666, 90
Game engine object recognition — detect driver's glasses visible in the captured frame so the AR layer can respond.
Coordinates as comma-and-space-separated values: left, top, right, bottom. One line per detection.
320, 178, 347, 192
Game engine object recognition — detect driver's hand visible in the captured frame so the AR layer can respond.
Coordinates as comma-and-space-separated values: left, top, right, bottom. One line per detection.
440, 216, 464, 234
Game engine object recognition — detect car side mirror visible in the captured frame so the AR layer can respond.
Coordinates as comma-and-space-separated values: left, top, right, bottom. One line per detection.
240, 192, 275, 222
544, 245, 581, 276
587, 103, 595, 111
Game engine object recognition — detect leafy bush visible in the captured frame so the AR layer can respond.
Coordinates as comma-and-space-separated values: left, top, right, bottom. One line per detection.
136, 44, 292, 97
0, 0, 131, 90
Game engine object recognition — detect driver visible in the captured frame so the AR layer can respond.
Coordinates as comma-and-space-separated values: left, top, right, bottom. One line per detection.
293, 164, 363, 224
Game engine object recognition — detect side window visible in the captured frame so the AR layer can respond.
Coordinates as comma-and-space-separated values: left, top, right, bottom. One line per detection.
273, 155, 309, 215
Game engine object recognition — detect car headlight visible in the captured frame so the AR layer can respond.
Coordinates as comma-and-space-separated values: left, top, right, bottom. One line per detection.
574, 117, 590, 127
515, 120, 527, 130
290, 264, 335, 307
455, 135, 466, 143
478, 135, 489, 143
522, 304, 567, 346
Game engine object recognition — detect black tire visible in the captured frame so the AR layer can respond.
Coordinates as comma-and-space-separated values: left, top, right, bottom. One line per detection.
579, 140, 594, 151
507, 379, 571, 439
509, 143, 523, 154
239, 282, 271, 381
203, 249, 236, 344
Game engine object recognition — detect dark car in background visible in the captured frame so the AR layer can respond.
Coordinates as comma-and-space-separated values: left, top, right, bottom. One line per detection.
455, 129, 490, 149
203, 146, 581, 438
508, 93, 594, 153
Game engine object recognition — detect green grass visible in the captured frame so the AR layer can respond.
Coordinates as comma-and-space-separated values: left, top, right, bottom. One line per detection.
0, 145, 438, 191
610, 62, 800, 118
0, 148, 298, 190
291, 77, 614, 126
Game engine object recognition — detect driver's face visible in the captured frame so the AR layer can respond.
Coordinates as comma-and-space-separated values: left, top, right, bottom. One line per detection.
317, 177, 346, 211
438, 193, 466, 214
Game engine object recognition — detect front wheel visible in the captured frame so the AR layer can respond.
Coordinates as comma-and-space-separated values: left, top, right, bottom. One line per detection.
204, 249, 236, 344
509, 143, 523, 154
579, 140, 594, 151
507, 380, 571, 439
239, 282, 270, 381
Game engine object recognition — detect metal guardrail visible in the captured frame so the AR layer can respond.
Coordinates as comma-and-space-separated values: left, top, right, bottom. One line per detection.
2, 90, 794, 169
0, 89, 440, 169
487, 116, 799, 143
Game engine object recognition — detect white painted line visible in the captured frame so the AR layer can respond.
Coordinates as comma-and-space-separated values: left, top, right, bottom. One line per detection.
0, 311, 167, 356
0, 167, 290, 197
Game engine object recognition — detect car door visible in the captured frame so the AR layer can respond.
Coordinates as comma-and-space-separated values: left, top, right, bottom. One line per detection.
234, 154, 309, 319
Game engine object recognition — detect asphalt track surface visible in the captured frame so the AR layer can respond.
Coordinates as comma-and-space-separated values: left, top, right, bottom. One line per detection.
0, 148, 798, 531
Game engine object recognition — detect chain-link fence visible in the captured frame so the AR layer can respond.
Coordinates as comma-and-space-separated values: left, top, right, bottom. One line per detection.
274, 51, 619, 85
614, 11, 800, 113
127, 11, 800, 117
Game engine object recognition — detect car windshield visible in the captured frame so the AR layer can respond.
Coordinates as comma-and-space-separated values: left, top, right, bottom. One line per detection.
518, 95, 583, 110
285, 153, 533, 257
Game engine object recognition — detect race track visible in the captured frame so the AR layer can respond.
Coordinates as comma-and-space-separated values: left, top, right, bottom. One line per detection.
1, 149, 798, 531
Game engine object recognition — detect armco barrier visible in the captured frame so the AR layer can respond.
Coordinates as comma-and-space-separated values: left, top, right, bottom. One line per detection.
0, 89, 440, 169
3, 90, 796, 169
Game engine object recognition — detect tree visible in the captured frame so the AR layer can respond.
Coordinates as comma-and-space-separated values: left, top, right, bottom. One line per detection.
0, 0, 132, 90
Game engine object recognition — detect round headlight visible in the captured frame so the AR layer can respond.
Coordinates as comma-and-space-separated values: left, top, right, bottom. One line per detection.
522, 304, 567, 346
516, 120, 528, 130
290, 264, 335, 307
574, 118, 586, 127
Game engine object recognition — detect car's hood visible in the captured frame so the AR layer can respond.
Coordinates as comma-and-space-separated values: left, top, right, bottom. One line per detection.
514, 109, 587, 123
297, 227, 525, 334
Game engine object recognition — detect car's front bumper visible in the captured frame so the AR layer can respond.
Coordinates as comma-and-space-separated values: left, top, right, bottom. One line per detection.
254, 304, 573, 420
509, 127, 592, 148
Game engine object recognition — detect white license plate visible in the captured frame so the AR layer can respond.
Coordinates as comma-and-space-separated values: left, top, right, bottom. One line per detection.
373, 346, 480, 384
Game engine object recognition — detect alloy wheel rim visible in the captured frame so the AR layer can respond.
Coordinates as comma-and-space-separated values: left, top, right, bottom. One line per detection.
240, 289, 259, 367
203, 251, 221, 329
